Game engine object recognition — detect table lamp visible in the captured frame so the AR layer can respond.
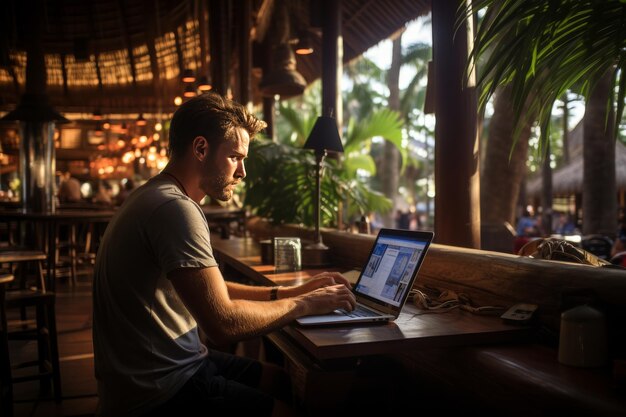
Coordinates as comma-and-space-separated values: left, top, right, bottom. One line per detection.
301, 114, 344, 266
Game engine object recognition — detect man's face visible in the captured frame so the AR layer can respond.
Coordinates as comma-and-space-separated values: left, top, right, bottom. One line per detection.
200, 127, 250, 201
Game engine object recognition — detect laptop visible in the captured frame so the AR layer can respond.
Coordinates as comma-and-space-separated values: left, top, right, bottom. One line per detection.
296, 228, 434, 326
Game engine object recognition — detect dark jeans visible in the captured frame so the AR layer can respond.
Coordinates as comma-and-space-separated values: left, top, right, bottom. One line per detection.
144, 350, 274, 417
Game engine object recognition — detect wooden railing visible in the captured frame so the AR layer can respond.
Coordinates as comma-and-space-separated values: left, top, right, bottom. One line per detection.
247, 218, 626, 335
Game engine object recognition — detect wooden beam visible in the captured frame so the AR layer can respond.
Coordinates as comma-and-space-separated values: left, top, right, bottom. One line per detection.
238, 0, 252, 107
60, 53, 68, 96
56, 0, 68, 96
209, 0, 231, 95
87, 1, 103, 91
173, 29, 186, 81
198, 0, 210, 76
252, 0, 275, 43
146, 0, 162, 85
321, 0, 342, 130
116, 0, 137, 87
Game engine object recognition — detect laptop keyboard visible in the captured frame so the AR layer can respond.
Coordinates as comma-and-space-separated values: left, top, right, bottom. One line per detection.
338, 305, 380, 318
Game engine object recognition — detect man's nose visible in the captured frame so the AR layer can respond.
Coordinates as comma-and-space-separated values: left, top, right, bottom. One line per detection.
235, 161, 246, 179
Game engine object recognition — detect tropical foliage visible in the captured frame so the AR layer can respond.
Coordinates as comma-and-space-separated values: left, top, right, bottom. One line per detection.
464, 0, 626, 152
242, 84, 403, 227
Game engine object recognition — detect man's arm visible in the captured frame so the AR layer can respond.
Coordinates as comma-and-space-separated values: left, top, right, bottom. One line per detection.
169, 267, 355, 347
224, 271, 352, 301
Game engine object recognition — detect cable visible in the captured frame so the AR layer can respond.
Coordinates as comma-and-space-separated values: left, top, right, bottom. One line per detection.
409, 287, 505, 316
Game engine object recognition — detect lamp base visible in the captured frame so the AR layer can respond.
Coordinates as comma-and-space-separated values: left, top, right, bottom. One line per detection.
302, 243, 331, 267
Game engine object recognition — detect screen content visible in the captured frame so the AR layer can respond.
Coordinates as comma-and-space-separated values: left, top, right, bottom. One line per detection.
354, 236, 428, 307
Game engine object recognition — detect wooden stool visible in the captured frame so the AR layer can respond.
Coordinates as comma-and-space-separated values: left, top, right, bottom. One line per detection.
0, 274, 15, 417
0, 250, 48, 323
0, 259, 62, 412
0, 250, 47, 292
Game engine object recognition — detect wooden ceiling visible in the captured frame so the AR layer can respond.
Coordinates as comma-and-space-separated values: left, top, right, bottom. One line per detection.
0, 0, 430, 118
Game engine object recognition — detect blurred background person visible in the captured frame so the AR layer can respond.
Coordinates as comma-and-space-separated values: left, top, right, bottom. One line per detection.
58, 171, 82, 203
610, 207, 626, 259
115, 177, 135, 206
92, 180, 113, 206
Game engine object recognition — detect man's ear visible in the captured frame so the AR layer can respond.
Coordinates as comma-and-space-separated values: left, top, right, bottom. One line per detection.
192, 136, 209, 161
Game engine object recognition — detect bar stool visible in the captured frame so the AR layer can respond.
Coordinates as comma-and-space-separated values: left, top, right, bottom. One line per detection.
0, 274, 15, 417
0, 250, 48, 323
0, 250, 47, 292
0, 254, 62, 412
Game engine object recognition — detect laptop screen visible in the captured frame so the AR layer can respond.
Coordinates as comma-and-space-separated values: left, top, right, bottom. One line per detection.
353, 229, 432, 308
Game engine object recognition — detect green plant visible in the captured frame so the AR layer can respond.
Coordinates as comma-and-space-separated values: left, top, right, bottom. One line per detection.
242, 106, 403, 227
464, 0, 626, 148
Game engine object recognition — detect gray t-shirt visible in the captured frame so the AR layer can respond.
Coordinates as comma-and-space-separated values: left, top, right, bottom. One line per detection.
93, 175, 218, 416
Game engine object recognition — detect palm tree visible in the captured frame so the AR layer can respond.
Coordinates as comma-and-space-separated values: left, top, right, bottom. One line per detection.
480, 85, 534, 228
465, 0, 625, 237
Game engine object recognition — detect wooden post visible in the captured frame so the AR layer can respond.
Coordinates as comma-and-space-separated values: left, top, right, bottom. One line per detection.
209, 0, 231, 95
432, 0, 480, 248
321, 0, 342, 130
238, 0, 252, 108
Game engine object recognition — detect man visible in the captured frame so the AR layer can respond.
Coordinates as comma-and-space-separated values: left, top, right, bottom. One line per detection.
92, 93, 356, 417
57, 171, 82, 203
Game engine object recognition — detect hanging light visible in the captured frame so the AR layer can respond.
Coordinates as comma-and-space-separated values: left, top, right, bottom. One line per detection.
174, 96, 183, 106
136, 113, 147, 126
181, 69, 196, 83
259, 1, 306, 98
259, 43, 306, 98
183, 85, 197, 98
295, 31, 314, 55
198, 75, 212, 92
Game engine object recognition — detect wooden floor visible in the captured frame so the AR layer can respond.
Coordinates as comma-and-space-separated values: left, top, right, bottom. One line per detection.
9, 270, 98, 417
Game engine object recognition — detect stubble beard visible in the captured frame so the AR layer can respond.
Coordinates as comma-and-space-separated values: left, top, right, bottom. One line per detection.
201, 165, 236, 202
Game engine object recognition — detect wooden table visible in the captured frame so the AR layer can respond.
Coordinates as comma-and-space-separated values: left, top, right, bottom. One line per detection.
211, 237, 535, 410
0, 209, 116, 289
211, 237, 533, 359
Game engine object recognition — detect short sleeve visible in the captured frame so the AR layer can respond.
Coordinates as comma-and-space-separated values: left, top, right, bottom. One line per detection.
146, 198, 218, 273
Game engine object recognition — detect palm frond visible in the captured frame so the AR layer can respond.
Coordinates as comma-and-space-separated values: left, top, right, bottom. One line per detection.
465, 0, 626, 150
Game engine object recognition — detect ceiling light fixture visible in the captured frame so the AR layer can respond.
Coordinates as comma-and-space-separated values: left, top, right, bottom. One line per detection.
136, 113, 147, 126
183, 85, 197, 98
198, 75, 212, 92
182, 68, 196, 83
295, 31, 314, 55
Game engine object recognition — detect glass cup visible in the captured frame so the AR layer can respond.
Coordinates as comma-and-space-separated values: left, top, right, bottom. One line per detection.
273, 237, 302, 272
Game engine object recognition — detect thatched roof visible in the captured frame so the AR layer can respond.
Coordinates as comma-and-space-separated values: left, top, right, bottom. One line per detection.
526, 121, 626, 196
0, 0, 430, 116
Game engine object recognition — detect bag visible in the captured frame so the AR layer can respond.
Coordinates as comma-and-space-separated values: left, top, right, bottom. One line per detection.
518, 238, 611, 267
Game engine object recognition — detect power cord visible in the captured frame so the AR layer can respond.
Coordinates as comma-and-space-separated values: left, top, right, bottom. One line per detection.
409, 287, 505, 316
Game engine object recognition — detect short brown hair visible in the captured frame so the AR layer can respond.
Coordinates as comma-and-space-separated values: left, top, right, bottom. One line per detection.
168, 93, 267, 159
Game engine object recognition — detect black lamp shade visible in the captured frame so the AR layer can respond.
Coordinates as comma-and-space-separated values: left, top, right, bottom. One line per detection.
303, 116, 343, 153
